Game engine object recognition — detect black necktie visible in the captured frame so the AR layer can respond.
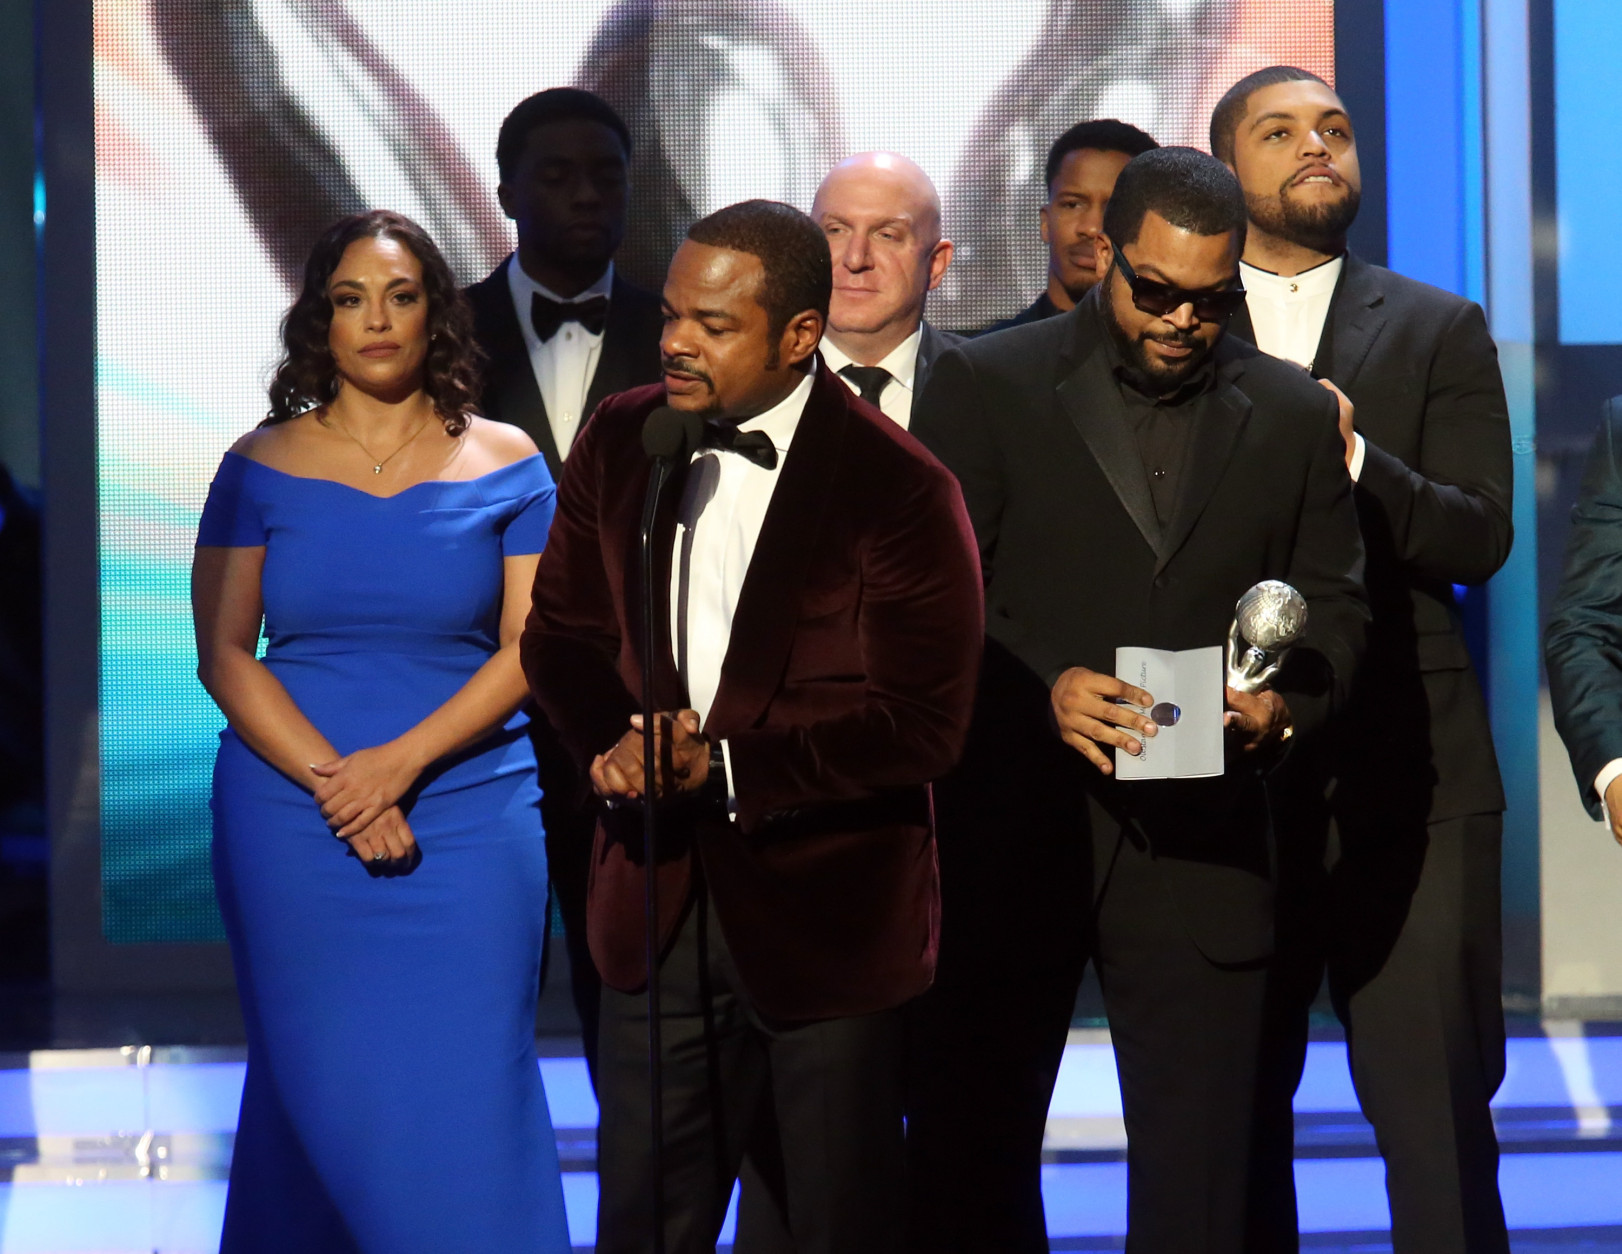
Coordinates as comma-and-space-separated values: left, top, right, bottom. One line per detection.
839, 364, 892, 406
530, 292, 609, 342
700, 423, 779, 471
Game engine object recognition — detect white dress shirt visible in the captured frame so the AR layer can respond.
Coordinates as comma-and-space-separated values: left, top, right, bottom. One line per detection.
670, 369, 813, 813
821, 326, 923, 429
506, 255, 613, 461
1240, 256, 1365, 480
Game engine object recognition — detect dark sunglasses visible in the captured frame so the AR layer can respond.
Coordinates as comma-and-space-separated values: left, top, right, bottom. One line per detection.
1109, 241, 1247, 322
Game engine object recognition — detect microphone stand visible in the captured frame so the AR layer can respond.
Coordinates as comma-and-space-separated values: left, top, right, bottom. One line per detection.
637, 407, 695, 1254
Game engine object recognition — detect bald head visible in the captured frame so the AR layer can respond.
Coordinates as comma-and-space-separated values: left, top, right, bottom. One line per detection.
812, 152, 953, 365
814, 151, 943, 244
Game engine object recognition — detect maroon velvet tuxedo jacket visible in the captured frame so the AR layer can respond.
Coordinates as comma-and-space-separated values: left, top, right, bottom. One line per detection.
521, 362, 984, 1021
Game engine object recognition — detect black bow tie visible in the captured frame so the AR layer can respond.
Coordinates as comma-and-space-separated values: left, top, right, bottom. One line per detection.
838, 364, 892, 406
700, 422, 779, 471
530, 292, 609, 342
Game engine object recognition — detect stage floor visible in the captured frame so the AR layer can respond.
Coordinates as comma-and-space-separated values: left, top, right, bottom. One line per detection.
0, 1025, 1619, 1252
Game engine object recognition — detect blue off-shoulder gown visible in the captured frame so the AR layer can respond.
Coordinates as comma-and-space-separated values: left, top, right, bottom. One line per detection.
197, 452, 572, 1254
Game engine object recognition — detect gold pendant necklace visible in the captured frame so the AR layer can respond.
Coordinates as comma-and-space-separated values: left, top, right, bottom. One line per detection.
327, 410, 434, 475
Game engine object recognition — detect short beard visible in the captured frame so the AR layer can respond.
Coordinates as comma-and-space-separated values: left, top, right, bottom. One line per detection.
1246, 181, 1361, 255
1099, 278, 1210, 393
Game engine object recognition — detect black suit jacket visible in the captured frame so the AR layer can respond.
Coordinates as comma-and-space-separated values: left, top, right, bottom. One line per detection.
977, 291, 1062, 337
1232, 254, 1513, 823
912, 295, 1368, 964
521, 363, 984, 1019
1546, 398, 1622, 818
463, 256, 665, 481
912, 320, 961, 406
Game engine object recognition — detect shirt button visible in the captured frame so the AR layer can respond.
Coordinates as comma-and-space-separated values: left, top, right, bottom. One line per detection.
1289, 283, 1299, 293
562, 412, 575, 424
1152, 468, 1166, 479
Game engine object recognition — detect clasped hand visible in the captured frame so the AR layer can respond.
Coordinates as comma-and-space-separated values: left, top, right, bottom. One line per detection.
1050, 667, 1292, 774
591, 709, 711, 801
340, 803, 418, 871
311, 741, 422, 838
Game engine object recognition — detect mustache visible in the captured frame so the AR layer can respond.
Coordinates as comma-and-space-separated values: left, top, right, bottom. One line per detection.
1142, 328, 1201, 349
661, 356, 714, 386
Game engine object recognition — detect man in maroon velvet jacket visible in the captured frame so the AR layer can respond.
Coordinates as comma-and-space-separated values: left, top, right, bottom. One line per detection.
521, 199, 982, 1254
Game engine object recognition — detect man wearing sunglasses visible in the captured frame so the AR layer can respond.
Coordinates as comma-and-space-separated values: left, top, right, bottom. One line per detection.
908, 146, 1368, 1254
1213, 68, 1514, 1254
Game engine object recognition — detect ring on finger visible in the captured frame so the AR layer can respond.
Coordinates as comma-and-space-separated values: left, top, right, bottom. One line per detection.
371, 850, 385, 862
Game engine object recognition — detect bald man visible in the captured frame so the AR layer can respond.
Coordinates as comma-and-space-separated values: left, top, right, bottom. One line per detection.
811, 152, 960, 428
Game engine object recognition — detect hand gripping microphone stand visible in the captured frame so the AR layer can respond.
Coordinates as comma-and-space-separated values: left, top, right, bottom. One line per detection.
637, 406, 703, 1254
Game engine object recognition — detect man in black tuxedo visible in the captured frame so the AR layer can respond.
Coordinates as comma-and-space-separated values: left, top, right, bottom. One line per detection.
1548, 397, 1622, 842
982, 119, 1158, 334
463, 87, 665, 1078
1213, 67, 1515, 1254
810, 152, 960, 427
909, 146, 1368, 1254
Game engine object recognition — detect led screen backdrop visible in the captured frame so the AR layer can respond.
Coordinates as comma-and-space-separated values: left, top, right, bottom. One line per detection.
94, 0, 1334, 943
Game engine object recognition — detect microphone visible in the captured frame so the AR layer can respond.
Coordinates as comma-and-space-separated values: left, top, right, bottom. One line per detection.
636, 402, 701, 1254
642, 405, 704, 463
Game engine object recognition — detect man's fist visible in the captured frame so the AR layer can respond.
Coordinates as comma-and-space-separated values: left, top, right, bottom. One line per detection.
590, 710, 711, 801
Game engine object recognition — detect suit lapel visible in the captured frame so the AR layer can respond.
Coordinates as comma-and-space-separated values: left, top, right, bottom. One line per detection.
914, 320, 944, 399
704, 364, 848, 736
1055, 312, 1165, 559
585, 276, 662, 419
1317, 254, 1386, 388
1228, 300, 1257, 346
1155, 355, 1252, 576
472, 259, 562, 477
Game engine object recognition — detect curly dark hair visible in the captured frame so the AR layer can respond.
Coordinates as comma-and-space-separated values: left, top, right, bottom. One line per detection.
264, 210, 483, 432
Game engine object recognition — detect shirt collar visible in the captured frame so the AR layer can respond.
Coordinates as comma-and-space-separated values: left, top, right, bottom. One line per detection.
506, 253, 615, 307
819, 325, 924, 391
733, 366, 816, 454
1239, 253, 1344, 299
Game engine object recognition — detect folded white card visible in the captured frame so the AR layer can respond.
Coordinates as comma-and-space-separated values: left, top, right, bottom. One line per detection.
1112, 645, 1224, 780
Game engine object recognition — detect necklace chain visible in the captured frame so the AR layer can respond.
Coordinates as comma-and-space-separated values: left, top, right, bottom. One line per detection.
326, 409, 435, 475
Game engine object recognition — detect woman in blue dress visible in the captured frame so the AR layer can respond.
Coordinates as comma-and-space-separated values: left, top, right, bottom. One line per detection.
192, 210, 572, 1253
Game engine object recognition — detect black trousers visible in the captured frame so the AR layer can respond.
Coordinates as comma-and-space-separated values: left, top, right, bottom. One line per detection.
906, 796, 1270, 1254
595, 886, 906, 1254
1248, 809, 1508, 1254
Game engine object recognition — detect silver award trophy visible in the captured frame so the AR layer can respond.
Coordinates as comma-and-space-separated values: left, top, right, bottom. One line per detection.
1226, 581, 1308, 693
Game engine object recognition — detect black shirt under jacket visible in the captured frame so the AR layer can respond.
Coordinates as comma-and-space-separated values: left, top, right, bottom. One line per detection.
1089, 293, 1220, 531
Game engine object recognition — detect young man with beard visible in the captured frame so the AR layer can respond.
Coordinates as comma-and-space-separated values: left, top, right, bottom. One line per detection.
463, 88, 667, 1081
909, 147, 1368, 1254
1213, 67, 1514, 1254
984, 119, 1159, 333
523, 200, 983, 1254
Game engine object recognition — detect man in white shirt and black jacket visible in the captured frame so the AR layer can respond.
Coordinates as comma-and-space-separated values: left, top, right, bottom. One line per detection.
811, 151, 960, 430
1213, 67, 1515, 1254
463, 87, 667, 1085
